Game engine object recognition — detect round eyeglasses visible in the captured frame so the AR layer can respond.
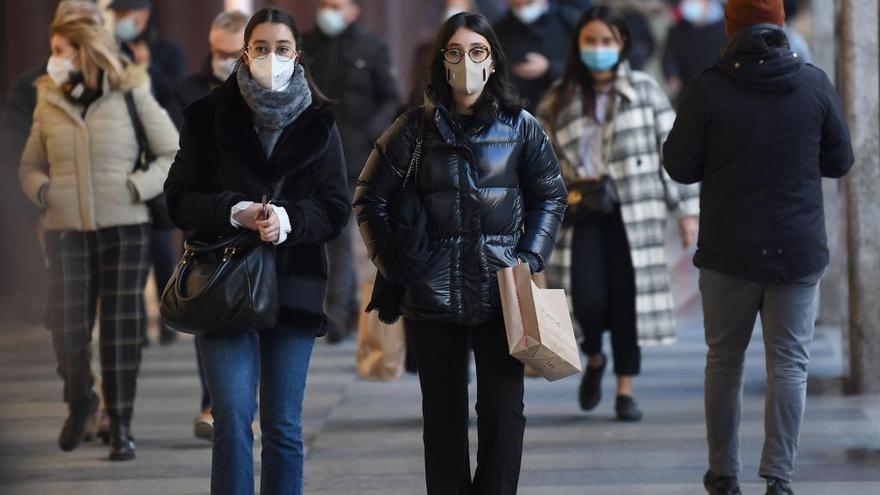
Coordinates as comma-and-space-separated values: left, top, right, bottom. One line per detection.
442, 45, 491, 64
246, 44, 300, 62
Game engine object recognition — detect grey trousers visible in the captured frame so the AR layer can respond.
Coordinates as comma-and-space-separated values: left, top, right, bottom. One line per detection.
700, 268, 822, 483
324, 211, 360, 335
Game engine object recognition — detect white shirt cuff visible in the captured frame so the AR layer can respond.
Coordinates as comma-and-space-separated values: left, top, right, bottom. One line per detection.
230, 201, 254, 228
272, 204, 292, 245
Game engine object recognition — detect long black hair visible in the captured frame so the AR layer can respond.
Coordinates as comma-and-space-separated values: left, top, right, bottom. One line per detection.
240, 8, 332, 105
548, 6, 631, 126
426, 12, 523, 116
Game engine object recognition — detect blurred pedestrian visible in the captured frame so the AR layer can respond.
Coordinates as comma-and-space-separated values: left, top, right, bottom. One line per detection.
494, 0, 579, 111
783, 0, 813, 63
663, 0, 854, 493
539, 6, 699, 423
164, 8, 350, 495
18, 16, 177, 460
108, 0, 186, 346
303, 0, 400, 344
0, 1, 105, 325
662, 0, 726, 102
355, 13, 566, 494
169, 9, 249, 442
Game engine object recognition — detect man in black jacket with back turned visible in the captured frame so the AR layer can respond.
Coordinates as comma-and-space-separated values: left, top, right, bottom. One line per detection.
662, 1, 854, 494
303, 0, 400, 343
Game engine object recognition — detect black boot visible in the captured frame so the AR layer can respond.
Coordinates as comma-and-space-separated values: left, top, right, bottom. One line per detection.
58, 392, 99, 452
765, 477, 795, 495
108, 418, 136, 461
578, 353, 606, 411
703, 470, 742, 495
615, 395, 643, 422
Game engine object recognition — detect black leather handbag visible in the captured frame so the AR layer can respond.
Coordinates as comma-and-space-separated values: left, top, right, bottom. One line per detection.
123, 91, 175, 231
564, 175, 618, 224
159, 182, 286, 339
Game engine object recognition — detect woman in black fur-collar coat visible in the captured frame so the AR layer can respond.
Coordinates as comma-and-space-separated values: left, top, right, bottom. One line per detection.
163, 9, 349, 495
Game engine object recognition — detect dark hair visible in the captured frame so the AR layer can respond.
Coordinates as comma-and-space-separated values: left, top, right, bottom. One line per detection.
241, 8, 331, 105
426, 12, 523, 116
548, 6, 631, 127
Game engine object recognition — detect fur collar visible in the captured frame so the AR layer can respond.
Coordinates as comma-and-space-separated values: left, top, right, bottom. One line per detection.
207, 74, 335, 179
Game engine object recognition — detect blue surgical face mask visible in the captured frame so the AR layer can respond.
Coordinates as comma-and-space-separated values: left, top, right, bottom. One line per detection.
580, 47, 620, 73
114, 16, 141, 42
680, 0, 707, 24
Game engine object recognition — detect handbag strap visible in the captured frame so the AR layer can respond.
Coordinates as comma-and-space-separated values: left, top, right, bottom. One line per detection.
401, 110, 427, 190
123, 91, 155, 173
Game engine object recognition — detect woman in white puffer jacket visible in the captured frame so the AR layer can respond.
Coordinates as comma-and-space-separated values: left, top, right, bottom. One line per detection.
18, 15, 177, 461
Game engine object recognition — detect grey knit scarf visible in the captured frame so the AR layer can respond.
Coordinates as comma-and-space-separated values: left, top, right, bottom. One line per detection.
237, 63, 313, 156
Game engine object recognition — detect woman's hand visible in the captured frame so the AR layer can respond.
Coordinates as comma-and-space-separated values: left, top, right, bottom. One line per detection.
232, 203, 265, 232
678, 216, 699, 249
257, 207, 281, 243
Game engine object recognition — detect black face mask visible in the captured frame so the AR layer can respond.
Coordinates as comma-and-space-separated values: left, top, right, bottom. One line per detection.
64, 70, 103, 107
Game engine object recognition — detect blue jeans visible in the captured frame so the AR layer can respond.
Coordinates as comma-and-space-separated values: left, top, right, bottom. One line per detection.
198, 328, 315, 495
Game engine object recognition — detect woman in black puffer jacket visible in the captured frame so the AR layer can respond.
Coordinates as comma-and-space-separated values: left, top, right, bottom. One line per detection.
354, 13, 566, 495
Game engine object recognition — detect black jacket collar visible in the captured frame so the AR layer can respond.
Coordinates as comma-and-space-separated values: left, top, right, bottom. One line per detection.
208, 75, 336, 178
717, 24, 804, 94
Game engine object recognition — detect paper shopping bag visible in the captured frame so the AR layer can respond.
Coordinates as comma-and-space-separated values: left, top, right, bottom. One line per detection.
356, 283, 405, 381
498, 263, 582, 381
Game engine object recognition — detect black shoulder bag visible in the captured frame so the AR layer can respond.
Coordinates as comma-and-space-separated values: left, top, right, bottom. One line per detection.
159, 181, 286, 339
123, 91, 175, 231
366, 112, 428, 324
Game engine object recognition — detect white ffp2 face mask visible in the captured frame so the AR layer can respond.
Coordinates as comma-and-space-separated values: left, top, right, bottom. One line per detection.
47, 55, 76, 87
513, 2, 548, 25
445, 57, 491, 96
316, 9, 348, 37
249, 53, 295, 92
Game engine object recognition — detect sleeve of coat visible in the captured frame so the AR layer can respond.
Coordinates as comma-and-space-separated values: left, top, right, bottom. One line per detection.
163, 107, 247, 236
818, 72, 855, 178
516, 112, 568, 270
273, 125, 351, 245
647, 78, 700, 217
366, 40, 402, 143
352, 120, 411, 281
127, 84, 179, 202
18, 116, 50, 208
662, 75, 707, 187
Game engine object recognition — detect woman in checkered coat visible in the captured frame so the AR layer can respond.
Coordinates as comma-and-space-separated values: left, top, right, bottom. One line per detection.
538, 6, 700, 421
18, 17, 178, 459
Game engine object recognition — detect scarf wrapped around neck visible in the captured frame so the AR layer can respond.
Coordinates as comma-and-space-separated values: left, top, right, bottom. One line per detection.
237, 62, 313, 156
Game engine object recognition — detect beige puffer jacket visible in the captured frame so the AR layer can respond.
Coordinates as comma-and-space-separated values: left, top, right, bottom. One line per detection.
19, 65, 178, 231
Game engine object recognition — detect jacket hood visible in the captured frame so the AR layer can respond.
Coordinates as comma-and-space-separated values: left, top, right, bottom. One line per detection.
716, 24, 804, 94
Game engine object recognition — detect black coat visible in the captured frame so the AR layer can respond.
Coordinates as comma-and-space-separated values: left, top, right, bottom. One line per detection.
164, 76, 352, 335
661, 19, 727, 100
121, 31, 186, 111
663, 25, 854, 284
303, 23, 400, 185
354, 98, 567, 326
494, 6, 577, 112
169, 55, 224, 129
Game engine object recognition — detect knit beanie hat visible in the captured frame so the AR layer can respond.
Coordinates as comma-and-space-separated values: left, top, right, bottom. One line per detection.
724, 0, 786, 35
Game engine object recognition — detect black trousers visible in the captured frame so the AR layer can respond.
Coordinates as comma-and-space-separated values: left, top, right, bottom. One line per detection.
45, 225, 151, 419
570, 209, 641, 376
406, 317, 525, 495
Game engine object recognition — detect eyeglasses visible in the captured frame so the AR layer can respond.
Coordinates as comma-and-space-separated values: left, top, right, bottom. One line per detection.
441, 45, 491, 64
246, 44, 300, 62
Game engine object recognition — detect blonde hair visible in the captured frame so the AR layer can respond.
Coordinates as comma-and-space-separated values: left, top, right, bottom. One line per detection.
50, 16, 124, 91
53, 0, 105, 25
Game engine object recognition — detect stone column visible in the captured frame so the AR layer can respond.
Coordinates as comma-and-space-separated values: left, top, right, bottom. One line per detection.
841, 0, 880, 393
813, 0, 847, 326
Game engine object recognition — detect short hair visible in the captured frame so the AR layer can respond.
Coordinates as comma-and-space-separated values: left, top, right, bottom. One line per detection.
53, 0, 104, 25
211, 10, 249, 33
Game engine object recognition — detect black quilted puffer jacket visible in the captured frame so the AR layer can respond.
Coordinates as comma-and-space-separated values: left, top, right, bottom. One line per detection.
354, 97, 567, 326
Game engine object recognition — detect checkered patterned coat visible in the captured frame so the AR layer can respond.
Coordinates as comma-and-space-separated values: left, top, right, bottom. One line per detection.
538, 62, 700, 346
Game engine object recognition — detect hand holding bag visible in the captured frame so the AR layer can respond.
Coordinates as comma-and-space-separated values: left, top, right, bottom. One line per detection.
160, 183, 286, 339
